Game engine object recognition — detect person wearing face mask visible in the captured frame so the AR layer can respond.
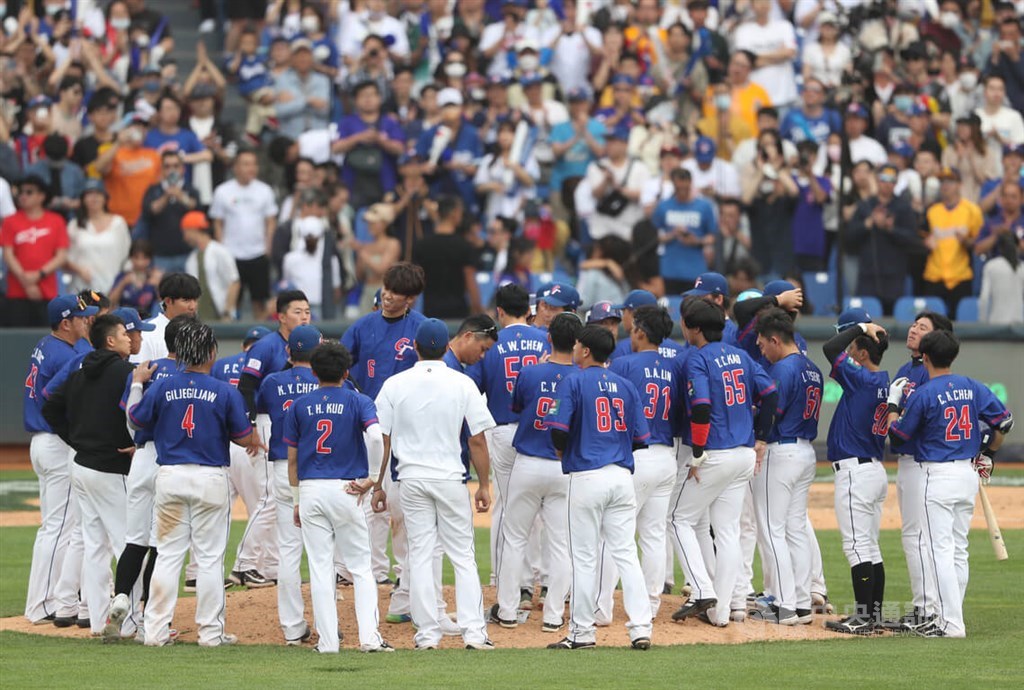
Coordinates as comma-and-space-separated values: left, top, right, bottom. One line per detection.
299, 4, 339, 81
546, 0, 604, 95
96, 114, 161, 227
479, 0, 537, 78
25, 134, 86, 220
340, 0, 410, 67
282, 217, 341, 321
124, 0, 173, 58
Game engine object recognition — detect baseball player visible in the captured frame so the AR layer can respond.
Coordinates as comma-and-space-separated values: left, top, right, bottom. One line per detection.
468, 284, 549, 603
127, 321, 262, 647
544, 325, 653, 650
254, 324, 323, 644
670, 300, 777, 628
597, 304, 685, 623
343, 262, 426, 586
489, 312, 583, 633
821, 308, 891, 635
370, 319, 496, 651
884, 311, 954, 631
533, 282, 582, 329
234, 289, 313, 588
585, 301, 623, 338
23, 295, 96, 624
889, 330, 1013, 638
212, 327, 272, 387
285, 341, 392, 653
609, 290, 686, 361
752, 308, 824, 625
685, 272, 738, 345
131, 273, 200, 364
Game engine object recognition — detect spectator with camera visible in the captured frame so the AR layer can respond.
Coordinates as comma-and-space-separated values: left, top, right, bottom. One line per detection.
335, 80, 406, 212
583, 126, 649, 243
96, 115, 161, 228
138, 149, 198, 274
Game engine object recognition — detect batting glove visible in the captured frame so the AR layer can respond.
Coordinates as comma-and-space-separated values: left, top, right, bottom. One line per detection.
691, 450, 707, 468
887, 377, 910, 408
973, 452, 994, 485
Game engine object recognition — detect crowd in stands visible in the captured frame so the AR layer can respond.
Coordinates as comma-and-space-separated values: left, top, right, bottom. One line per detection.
2, 0, 1023, 327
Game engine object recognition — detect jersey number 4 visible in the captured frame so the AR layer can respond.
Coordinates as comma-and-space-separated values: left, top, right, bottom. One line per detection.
24, 364, 38, 399
181, 404, 196, 438
944, 405, 974, 442
595, 397, 627, 433
721, 369, 747, 407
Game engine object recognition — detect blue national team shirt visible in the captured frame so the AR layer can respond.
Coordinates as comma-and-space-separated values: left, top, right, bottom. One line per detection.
890, 375, 1012, 462
889, 357, 930, 457
545, 366, 650, 474
242, 331, 290, 382
766, 352, 824, 443
610, 337, 686, 363
212, 351, 246, 386
342, 310, 426, 400
723, 319, 739, 346
609, 350, 688, 447
468, 323, 549, 424
827, 352, 890, 461
283, 387, 379, 480
256, 367, 320, 461
25, 336, 87, 430
120, 358, 180, 445
737, 318, 808, 370
415, 121, 484, 215
684, 342, 776, 449
511, 362, 577, 461
128, 373, 252, 467
653, 195, 717, 281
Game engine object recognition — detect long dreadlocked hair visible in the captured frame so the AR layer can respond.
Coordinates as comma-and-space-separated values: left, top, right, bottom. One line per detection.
174, 320, 218, 369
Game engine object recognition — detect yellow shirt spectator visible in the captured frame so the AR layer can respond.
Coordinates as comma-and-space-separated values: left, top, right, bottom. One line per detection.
924, 198, 984, 289
702, 81, 772, 136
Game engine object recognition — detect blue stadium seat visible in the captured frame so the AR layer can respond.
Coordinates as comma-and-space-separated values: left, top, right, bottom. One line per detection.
843, 296, 884, 319
893, 296, 946, 321
802, 271, 836, 316
476, 272, 496, 307
956, 297, 979, 322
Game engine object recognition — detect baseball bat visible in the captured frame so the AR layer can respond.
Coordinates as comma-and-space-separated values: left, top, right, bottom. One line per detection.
978, 484, 1008, 561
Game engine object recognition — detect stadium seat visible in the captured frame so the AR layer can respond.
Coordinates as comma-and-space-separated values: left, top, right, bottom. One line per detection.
956, 297, 980, 322
893, 296, 946, 321
843, 296, 884, 319
802, 271, 837, 316
476, 272, 496, 307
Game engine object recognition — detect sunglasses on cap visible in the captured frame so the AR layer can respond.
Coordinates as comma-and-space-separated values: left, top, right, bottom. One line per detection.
471, 325, 499, 339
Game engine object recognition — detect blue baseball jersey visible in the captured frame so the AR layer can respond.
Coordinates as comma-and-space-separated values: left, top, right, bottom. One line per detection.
120, 358, 180, 445
545, 366, 650, 474
889, 358, 930, 457
737, 318, 808, 370
766, 352, 824, 443
723, 319, 739, 346
128, 372, 252, 467
241, 331, 290, 382
256, 367, 320, 461
283, 387, 379, 480
467, 323, 549, 424
890, 374, 1012, 462
43, 352, 87, 400
684, 342, 776, 449
610, 337, 686, 363
609, 350, 688, 447
442, 349, 472, 481
511, 362, 577, 461
212, 351, 246, 386
24, 335, 84, 432
827, 352, 891, 461
342, 310, 426, 399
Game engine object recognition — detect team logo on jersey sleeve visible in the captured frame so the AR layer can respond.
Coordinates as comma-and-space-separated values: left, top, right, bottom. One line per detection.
394, 338, 414, 360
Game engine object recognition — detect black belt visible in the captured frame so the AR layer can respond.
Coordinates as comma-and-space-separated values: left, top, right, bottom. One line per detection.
832, 457, 873, 471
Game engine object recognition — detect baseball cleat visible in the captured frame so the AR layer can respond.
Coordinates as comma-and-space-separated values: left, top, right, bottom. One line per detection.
547, 637, 595, 650
631, 637, 652, 650
102, 593, 130, 643
184, 579, 197, 593
898, 609, 934, 633
539, 586, 548, 606
811, 592, 834, 615
825, 615, 875, 635
519, 588, 534, 611
76, 618, 90, 629
465, 639, 495, 651
776, 607, 799, 625
914, 620, 947, 638
336, 575, 353, 587
385, 613, 412, 624
730, 609, 747, 623
199, 633, 238, 647
360, 641, 395, 653
377, 576, 394, 586
438, 614, 461, 636
53, 616, 76, 628
541, 620, 563, 633
230, 569, 273, 589
488, 603, 518, 629
794, 608, 814, 625
32, 614, 56, 625
696, 612, 726, 628
662, 583, 673, 595
285, 624, 312, 646
672, 597, 717, 621
414, 643, 437, 651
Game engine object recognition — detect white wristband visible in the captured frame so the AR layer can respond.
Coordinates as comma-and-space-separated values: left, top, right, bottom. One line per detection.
291, 486, 300, 507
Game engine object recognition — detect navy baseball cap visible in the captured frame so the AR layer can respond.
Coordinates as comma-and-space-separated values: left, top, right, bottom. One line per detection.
606, 125, 630, 141
536, 282, 581, 309
1003, 144, 1024, 158
889, 141, 914, 159
764, 280, 797, 297
846, 102, 868, 119
611, 74, 636, 88
613, 289, 657, 310
48, 295, 98, 325
289, 325, 322, 354
685, 272, 728, 297
244, 325, 272, 345
587, 301, 623, 323
522, 72, 543, 87
567, 87, 591, 102
694, 136, 716, 164
416, 318, 450, 349
112, 307, 155, 332
836, 307, 872, 332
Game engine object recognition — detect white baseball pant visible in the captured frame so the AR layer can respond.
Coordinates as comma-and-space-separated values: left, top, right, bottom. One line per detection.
71, 464, 127, 635
364, 492, 392, 581
300, 479, 385, 652
386, 477, 448, 621
271, 460, 307, 640
669, 446, 717, 584
496, 454, 570, 627
145, 464, 231, 647
400, 479, 488, 648
732, 485, 757, 609
125, 444, 159, 547
567, 464, 652, 645
670, 447, 755, 626
488, 423, 535, 589
25, 433, 77, 622
596, 445, 676, 620
833, 457, 887, 567
54, 446, 87, 620
922, 460, 977, 638
228, 424, 278, 579
897, 455, 938, 614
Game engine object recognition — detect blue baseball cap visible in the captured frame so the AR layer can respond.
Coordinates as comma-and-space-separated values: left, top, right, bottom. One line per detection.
613, 289, 657, 310
48, 294, 98, 326
244, 325, 272, 345
536, 282, 581, 309
694, 136, 716, 163
889, 141, 914, 159
415, 318, 450, 349
111, 307, 155, 333
736, 288, 763, 302
836, 307, 872, 332
611, 74, 636, 88
606, 125, 630, 141
1003, 144, 1024, 158
289, 325, 322, 354
763, 279, 797, 297
909, 103, 929, 117
27, 94, 53, 109
685, 272, 728, 297
845, 102, 868, 119
587, 301, 623, 324
567, 87, 591, 102
521, 72, 543, 87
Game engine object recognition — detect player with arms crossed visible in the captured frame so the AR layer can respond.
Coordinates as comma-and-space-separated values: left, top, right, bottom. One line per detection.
285, 341, 392, 653
889, 330, 1013, 638
821, 308, 891, 635
670, 300, 777, 628
545, 325, 654, 651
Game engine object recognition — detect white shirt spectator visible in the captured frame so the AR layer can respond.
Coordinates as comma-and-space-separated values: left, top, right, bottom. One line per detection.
281, 242, 341, 310
208, 178, 279, 260
978, 257, 1024, 325
0, 178, 15, 219
733, 17, 799, 107
849, 135, 888, 167
185, 238, 240, 317
473, 152, 540, 225
800, 39, 852, 90
339, 8, 410, 62
640, 175, 675, 210
479, 21, 542, 78
67, 214, 131, 294
682, 158, 741, 200
546, 25, 603, 94
188, 115, 216, 205
375, 361, 496, 482
584, 156, 651, 241
975, 106, 1024, 150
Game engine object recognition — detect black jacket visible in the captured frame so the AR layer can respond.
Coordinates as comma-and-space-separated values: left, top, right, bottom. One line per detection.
848, 195, 923, 303
42, 349, 135, 475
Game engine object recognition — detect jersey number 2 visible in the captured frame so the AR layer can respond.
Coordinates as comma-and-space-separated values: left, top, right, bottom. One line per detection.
181, 404, 196, 438
944, 405, 973, 442
316, 420, 333, 454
